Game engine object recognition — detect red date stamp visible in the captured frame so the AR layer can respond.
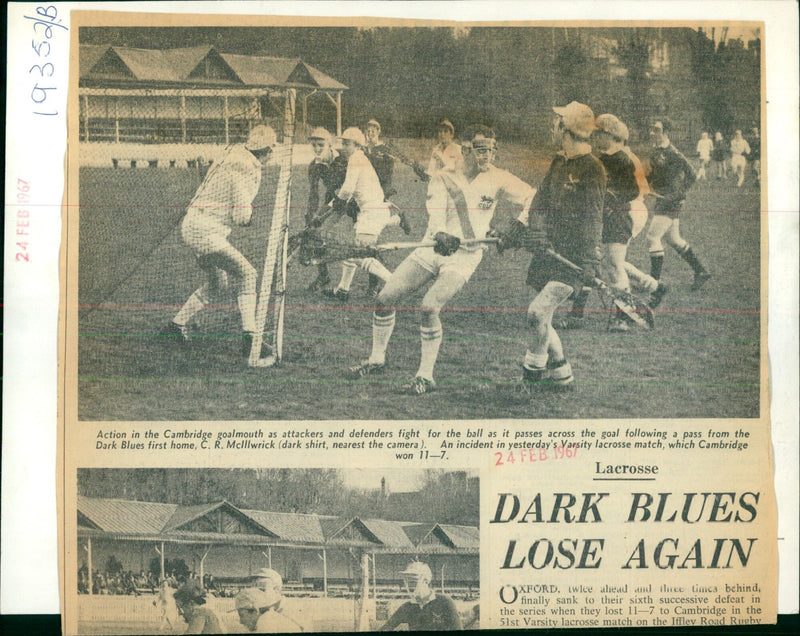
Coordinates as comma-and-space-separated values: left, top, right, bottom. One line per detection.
16, 179, 31, 262
494, 443, 578, 466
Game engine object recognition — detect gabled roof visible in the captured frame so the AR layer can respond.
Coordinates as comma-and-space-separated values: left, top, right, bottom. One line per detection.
438, 524, 480, 549
80, 44, 111, 75
292, 62, 348, 90
79, 44, 347, 90
77, 496, 178, 535
358, 518, 415, 548
242, 509, 325, 544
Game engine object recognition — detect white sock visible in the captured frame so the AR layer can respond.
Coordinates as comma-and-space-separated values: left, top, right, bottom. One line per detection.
416, 322, 443, 381
369, 312, 396, 364
173, 286, 209, 326
237, 292, 257, 333
337, 261, 358, 292
625, 262, 658, 293
523, 349, 548, 370
362, 257, 392, 282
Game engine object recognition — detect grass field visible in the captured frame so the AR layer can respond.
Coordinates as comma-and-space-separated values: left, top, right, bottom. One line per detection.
77, 139, 761, 420
75, 591, 479, 633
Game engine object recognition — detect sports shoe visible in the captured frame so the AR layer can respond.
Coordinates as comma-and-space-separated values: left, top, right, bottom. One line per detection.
521, 365, 547, 384
691, 270, 712, 291
323, 288, 350, 302
609, 315, 630, 333
398, 210, 412, 236
366, 274, 382, 298
159, 321, 190, 348
402, 376, 436, 395
348, 360, 386, 379
545, 359, 574, 387
553, 313, 585, 330
649, 282, 669, 308
307, 272, 331, 292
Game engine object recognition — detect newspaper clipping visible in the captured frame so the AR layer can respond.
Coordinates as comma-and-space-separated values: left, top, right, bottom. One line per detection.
60, 9, 776, 634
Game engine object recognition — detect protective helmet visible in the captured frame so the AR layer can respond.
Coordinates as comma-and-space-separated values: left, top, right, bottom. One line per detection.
245, 125, 278, 151
340, 127, 366, 147
400, 561, 432, 582
553, 102, 596, 139
595, 114, 629, 142
308, 126, 332, 141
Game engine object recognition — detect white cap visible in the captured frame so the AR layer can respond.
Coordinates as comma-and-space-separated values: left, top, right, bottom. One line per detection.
595, 113, 629, 142
340, 127, 366, 147
255, 568, 283, 590
308, 126, 332, 141
235, 587, 268, 611
400, 561, 432, 582
553, 102, 596, 139
245, 125, 278, 151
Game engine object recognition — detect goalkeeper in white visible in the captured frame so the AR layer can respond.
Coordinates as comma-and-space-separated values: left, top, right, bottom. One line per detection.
161, 125, 276, 356
348, 125, 534, 394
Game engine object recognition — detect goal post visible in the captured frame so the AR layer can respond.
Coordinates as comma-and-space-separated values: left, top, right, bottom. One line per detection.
249, 88, 296, 367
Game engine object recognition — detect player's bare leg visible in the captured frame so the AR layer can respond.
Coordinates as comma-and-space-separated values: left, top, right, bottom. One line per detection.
404, 269, 468, 394
606, 242, 633, 331
328, 232, 391, 301
523, 282, 575, 389
349, 257, 433, 378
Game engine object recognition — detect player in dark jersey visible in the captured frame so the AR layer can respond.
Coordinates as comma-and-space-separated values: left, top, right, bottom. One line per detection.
595, 114, 668, 330
381, 562, 462, 631
306, 127, 346, 292
499, 102, 605, 388
364, 119, 399, 296
748, 127, 761, 186
645, 118, 711, 290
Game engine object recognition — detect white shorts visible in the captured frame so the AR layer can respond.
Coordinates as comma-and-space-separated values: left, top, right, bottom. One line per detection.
181, 210, 232, 256
354, 204, 391, 236
409, 246, 484, 283
629, 199, 649, 239
731, 155, 746, 171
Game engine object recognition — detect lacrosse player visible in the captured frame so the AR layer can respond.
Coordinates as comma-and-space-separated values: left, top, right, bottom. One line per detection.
348, 125, 534, 395
696, 132, 714, 181
324, 127, 409, 301
712, 131, 728, 179
305, 126, 347, 292
646, 118, 711, 290
426, 118, 463, 177
499, 102, 605, 388
364, 119, 396, 196
161, 124, 276, 357
748, 127, 761, 185
380, 562, 462, 631
730, 129, 751, 187
595, 114, 667, 331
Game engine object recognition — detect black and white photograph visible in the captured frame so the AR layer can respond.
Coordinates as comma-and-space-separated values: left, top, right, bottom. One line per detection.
73, 20, 763, 420
74, 468, 480, 633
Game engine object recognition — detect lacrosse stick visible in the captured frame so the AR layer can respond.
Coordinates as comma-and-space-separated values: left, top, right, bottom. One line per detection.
545, 249, 655, 329
383, 140, 430, 182
296, 233, 499, 266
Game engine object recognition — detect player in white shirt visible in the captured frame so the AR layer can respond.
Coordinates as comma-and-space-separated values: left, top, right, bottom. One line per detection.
348, 125, 535, 394
161, 125, 276, 357
729, 129, 751, 187
426, 119, 463, 177
695, 132, 714, 181
325, 127, 407, 301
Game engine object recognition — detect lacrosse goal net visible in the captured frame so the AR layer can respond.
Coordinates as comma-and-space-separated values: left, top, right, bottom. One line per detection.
77, 88, 296, 372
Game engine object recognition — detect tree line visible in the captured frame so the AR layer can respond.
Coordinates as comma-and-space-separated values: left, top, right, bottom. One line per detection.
82, 25, 760, 144
78, 468, 479, 526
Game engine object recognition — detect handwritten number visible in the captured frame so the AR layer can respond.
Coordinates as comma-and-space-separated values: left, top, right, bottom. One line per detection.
32, 39, 51, 57
30, 62, 55, 77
